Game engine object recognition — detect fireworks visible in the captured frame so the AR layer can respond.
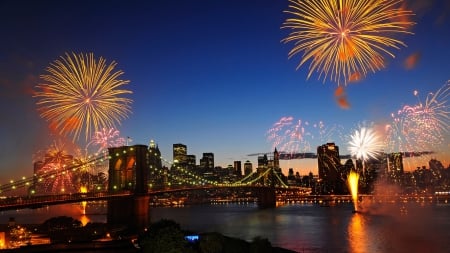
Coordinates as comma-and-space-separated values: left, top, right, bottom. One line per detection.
348, 124, 383, 162
89, 127, 126, 153
34, 52, 133, 142
282, 0, 414, 85
266, 116, 344, 155
385, 81, 450, 154
35, 140, 78, 193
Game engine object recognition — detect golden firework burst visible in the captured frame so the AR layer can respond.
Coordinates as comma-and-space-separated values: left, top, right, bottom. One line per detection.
35, 52, 133, 142
282, 0, 415, 85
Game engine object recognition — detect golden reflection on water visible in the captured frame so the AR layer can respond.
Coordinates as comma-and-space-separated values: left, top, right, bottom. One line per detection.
80, 214, 90, 226
348, 213, 368, 253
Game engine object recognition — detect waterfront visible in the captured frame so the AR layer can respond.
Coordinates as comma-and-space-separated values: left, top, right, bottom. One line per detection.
1, 200, 449, 252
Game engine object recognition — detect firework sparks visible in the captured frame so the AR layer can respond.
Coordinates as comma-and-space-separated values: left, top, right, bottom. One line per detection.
385, 81, 450, 154
89, 127, 126, 153
266, 116, 344, 155
348, 124, 383, 162
35, 140, 78, 193
34, 52, 133, 142
282, 0, 414, 85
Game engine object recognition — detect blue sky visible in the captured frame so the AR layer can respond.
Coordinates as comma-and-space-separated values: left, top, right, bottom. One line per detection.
1, 0, 449, 180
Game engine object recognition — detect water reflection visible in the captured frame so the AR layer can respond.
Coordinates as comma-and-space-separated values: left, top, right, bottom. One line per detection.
347, 213, 368, 253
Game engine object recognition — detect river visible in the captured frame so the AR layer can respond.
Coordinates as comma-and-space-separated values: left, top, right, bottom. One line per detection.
1, 200, 449, 253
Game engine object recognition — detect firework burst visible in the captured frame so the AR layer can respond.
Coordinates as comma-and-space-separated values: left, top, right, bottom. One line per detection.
266, 116, 344, 155
34, 52, 133, 142
282, 0, 414, 85
88, 127, 126, 153
35, 140, 78, 193
348, 124, 383, 162
385, 81, 450, 154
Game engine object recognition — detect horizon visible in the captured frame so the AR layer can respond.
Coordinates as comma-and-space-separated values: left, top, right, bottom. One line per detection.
1, 0, 449, 181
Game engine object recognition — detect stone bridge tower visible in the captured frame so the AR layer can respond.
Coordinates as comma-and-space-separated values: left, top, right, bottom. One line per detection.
107, 144, 150, 231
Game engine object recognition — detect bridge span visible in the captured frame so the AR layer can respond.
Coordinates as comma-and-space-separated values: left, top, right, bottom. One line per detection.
0, 185, 309, 212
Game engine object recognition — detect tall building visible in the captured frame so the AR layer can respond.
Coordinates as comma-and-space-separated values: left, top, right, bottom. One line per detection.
244, 160, 253, 175
317, 143, 341, 179
234, 161, 242, 176
173, 143, 187, 164
200, 152, 214, 169
257, 154, 269, 173
148, 140, 162, 170
186, 155, 196, 167
273, 148, 280, 169
148, 140, 164, 188
317, 143, 342, 194
388, 152, 404, 175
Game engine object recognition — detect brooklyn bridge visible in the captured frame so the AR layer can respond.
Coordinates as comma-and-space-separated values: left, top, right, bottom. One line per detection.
0, 144, 312, 231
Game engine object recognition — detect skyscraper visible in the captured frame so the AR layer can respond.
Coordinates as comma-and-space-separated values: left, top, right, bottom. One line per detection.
317, 143, 342, 194
186, 155, 196, 167
173, 143, 187, 164
148, 140, 162, 170
244, 160, 253, 175
388, 152, 403, 180
273, 148, 280, 169
234, 161, 242, 176
257, 154, 268, 173
200, 152, 214, 169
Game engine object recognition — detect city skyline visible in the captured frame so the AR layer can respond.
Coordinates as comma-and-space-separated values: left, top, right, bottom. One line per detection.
1, 0, 449, 180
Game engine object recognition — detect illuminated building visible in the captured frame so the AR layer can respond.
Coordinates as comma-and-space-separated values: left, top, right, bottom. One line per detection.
287, 168, 296, 186
200, 153, 214, 169
148, 140, 165, 188
388, 152, 404, 184
244, 160, 253, 176
257, 154, 269, 173
187, 155, 196, 167
173, 143, 187, 164
273, 148, 280, 169
148, 140, 162, 170
317, 143, 343, 194
317, 143, 341, 179
255, 148, 285, 186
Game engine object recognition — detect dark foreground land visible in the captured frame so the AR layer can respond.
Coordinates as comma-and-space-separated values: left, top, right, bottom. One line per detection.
2, 218, 297, 253
3, 237, 296, 253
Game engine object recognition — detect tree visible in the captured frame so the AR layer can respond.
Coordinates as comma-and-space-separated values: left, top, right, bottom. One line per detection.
199, 232, 224, 253
250, 236, 272, 253
39, 216, 82, 233
139, 219, 188, 253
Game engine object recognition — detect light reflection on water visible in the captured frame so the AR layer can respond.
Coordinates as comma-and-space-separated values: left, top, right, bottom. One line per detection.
150, 202, 450, 253
1, 201, 449, 252
0, 202, 107, 225
348, 213, 368, 253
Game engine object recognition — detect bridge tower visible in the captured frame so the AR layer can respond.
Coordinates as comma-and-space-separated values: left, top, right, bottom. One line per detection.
107, 144, 150, 231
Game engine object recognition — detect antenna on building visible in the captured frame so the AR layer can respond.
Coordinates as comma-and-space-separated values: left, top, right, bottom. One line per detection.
126, 136, 133, 146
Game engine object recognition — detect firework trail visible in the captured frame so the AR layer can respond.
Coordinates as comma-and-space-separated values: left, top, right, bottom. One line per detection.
266, 116, 344, 155
34, 52, 133, 142
282, 0, 414, 85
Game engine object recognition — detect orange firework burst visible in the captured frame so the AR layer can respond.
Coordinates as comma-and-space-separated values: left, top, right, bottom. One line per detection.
282, 0, 414, 85
34, 52, 133, 142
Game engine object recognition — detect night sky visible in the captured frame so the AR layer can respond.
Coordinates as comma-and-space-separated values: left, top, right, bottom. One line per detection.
1, 0, 449, 180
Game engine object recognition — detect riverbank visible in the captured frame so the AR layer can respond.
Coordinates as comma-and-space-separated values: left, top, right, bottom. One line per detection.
0, 219, 297, 253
